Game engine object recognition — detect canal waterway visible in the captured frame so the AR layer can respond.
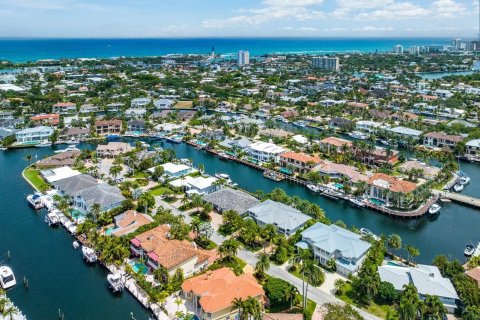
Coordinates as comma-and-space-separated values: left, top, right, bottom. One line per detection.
1, 139, 480, 319
0, 147, 150, 320
151, 139, 480, 264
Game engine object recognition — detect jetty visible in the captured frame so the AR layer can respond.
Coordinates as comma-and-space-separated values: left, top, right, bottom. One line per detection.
432, 190, 480, 209
364, 196, 438, 219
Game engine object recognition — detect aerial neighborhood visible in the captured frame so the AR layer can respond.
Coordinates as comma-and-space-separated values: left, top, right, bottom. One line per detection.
3, 42, 480, 320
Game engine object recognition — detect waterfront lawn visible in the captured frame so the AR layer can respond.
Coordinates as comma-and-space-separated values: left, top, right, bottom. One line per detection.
24, 167, 49, 192
338, 283, 398, 319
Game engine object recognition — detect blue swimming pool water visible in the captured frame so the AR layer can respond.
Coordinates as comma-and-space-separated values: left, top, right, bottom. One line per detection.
129, 261, 148, 275
369, 198, 386, 206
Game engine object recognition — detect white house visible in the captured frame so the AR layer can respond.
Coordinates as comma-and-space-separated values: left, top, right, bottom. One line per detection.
378, 264, 459, 313
355, 120, 387, 134
153, 99, 174, 109
297, 222, 371, 276
161, 162, 193, 178
246, 141, 286, 163
466, 139, 480, 157
15, 126, 54, 144
169, 176, 219, 195
130, 98, 151, 108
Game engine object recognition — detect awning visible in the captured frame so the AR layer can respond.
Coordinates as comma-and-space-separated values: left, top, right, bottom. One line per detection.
148, 252, 159, 262
131, 238, 141, 246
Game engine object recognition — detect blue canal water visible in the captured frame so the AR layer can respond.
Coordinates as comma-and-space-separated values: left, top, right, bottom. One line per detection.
0, 147, 150, 320
1, 140, 480, 318
0, 38, 451, 62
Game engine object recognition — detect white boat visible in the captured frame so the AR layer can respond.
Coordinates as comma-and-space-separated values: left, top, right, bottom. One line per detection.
54, 145, 80, 153
218, 152, 230, 160
293, 120, 307, 127
35, 141, 52, 148
215, 173, 232, 183
73, 241, 80, 250
82, 246, 98, 263
453, 184, 464, 192
107, 273, 125, 293
0, 147, 7, 151
0, 266, 16, 290
45, 211, 60, 226
322, 188, 343, 199
68, 225, 77, 235
459, 176, 470, 185
360, 228, 380, 240
429, 203, 441, 215
306, 183, 321, 193
27, 193, 44, 210
350, 197, 365, 207
465, 244, 475, 257
348, 131, 368, 140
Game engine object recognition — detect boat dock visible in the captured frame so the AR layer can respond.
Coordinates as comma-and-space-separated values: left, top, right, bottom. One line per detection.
364, 196, 438, 219
432, 190, 480, 209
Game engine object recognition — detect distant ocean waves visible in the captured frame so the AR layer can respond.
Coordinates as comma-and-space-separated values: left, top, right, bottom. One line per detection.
0, 38, 451, 62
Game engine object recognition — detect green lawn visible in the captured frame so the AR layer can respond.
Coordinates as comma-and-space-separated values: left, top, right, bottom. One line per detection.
148, 187, 174, 196
23, 167, 50, 192
338, 283, 398, 319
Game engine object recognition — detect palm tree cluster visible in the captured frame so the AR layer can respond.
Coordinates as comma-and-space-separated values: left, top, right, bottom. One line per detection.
231, 297, 263, 320
0, 292, 19, 320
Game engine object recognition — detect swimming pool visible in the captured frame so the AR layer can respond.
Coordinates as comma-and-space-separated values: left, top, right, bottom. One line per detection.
129, 261, 148, 274
105, 226, 118, 236
334, 183, 344, 189
369, 198, 386, 206
387, 261, 407, 267
69, 208, 86, 221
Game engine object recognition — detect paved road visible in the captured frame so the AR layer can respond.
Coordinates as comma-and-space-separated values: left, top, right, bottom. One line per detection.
155, 197, 381, 320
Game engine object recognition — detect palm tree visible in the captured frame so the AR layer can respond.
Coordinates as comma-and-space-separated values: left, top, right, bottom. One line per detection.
190, 219, 201, 239
89, 202, 102, 224
302, 261, 324, 309
387, 234, 402, 258
1, 305, 19, 320
254, 253, 270, 279
405, 245, 420, 264
109, 165, 122, 180
291, 249, 311, 311
24, 154, 33, 165
283, 285, 299, 309
243, 297, 262, 320
423, 295, 447, 320
231, 297, 245, 320
218, 238, 239, 261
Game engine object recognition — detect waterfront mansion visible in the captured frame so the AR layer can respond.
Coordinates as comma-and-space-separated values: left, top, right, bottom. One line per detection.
366, 173, 419, 209
297, 222, 371, 276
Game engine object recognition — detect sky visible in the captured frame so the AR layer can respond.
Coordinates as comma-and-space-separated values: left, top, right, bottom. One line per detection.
0, 0, 478, 38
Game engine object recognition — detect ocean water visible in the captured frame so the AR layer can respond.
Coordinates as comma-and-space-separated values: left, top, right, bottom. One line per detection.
0, 37, 451, 62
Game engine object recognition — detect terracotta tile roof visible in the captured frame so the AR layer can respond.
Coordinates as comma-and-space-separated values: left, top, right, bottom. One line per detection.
112, 210, 154, 236
319, 137, 352, 148
347, 102, 368, 108
132, 225, 215, 271
31, 114, 60, 124
95, 119, 122, 126
466, 267, 480, 286
53, 102, 76, 107
182, 267, 265, 313
368, 173, 417, 193
280, 151, 321, 164
424, 132, 464, 142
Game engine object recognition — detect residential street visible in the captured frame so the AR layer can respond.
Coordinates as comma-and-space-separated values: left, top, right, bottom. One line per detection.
155, 197, 382, 320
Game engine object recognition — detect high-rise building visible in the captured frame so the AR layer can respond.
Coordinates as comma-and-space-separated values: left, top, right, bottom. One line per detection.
393, 45, 404, 54
453, 38, 462, 49
311, 56, 339, 71
237, 50, 250, 65
409, 46, 420, 54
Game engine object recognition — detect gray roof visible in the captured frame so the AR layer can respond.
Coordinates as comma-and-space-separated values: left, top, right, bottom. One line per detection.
248, 200, 311, 232
378, 264, 459, 300
72, 183, 125, 211
300, 222, 371, 259
202, 187, 260, 214
388, 126, 422, 137
53, 174, 98, 195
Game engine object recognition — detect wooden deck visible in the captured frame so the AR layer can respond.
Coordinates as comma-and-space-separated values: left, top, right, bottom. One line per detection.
432, 190, 480, 208
364, 196, 438, 219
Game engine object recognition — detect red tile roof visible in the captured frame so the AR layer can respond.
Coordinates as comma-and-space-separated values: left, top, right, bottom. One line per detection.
368, 173, 417, 193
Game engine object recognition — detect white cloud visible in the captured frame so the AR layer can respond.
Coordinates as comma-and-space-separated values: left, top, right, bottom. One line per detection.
202, 0, 324, 29
432, 0, 466, 18
357, 2, 429, 20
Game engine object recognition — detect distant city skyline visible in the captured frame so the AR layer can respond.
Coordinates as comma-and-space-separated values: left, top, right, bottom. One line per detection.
0, 0, 478, 38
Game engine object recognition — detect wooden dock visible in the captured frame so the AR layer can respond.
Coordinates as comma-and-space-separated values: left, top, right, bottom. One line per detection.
432, 190, 480, 208
364, 196, 438, 219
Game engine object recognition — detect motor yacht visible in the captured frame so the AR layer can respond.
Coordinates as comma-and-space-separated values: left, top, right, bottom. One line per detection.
27, 193, 44, 210
348, 131, 368, 140
35, 141, 52, 148
453, 183, 464, 192
82, 246, 98, 263
349, 197, 366, 207
107, 273, 125, 293
0, 266, 16, 289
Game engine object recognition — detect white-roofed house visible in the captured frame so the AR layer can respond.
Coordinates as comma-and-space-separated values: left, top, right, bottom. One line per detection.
161, 162, 193, 178
169, 176, 219, 196
40, 166, 82, 183
297, 222, 371, 276
466, 139, 480, 158
378, 264, 459, 312
15, 126, 53, 144
246, 141, 286, 163
247, 200, 311, 237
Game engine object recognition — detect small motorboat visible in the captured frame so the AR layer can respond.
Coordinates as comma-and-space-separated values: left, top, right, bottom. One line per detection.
0, 147, 7, 151
348, 131, 368, 140
107, 273, 125, 293
35, 141, 52, 148
306, 184, 320, 193
263, 171, 284, 182
45, 211, 60, 226
465, 244, 475, 257
360, 228, 380, 240
215, 173, 232, 183
54, 145, 80, 153
218, 152, 230, 160
0, 266, 16, 289
349, 197, 365, 207
322, 188, 343, 199
429, 203, 441, 215
293, 120, 307, 127
73, 241, 80, 250
459, 176, 470, 185
82, 246, 98, 263
453, 184, 464, 192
